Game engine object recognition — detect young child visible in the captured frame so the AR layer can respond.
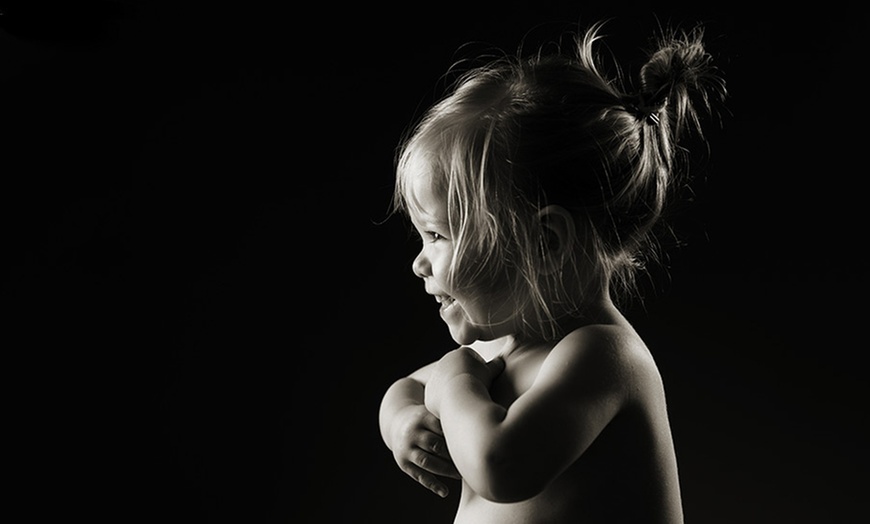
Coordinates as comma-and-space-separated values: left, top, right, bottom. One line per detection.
378, 22, 725, 523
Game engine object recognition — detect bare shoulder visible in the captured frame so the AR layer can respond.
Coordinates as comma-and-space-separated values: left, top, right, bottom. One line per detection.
553, 322, 653, 367
546, 323, 663, 401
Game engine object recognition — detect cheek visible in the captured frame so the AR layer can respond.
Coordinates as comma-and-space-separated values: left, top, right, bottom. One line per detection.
456, 283, 513, 319
429, 249, 456, 282
454, 265, 512, 302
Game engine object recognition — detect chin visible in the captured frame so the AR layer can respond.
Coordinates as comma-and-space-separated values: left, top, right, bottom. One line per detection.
447, 323, 482, 347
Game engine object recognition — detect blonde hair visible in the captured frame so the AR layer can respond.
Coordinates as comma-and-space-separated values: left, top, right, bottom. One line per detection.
394, 23, 725, 341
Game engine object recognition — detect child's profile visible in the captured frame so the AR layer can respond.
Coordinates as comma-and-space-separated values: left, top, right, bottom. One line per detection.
379, 20, 725, 523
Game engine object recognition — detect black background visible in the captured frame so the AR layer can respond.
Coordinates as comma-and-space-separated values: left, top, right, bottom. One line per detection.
2, 1, 865, 522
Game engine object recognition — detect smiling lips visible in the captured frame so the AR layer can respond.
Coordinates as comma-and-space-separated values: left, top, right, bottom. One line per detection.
435, 294, 458, 312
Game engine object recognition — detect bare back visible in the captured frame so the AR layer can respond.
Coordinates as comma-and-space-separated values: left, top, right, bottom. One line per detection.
458, 321, 683, 524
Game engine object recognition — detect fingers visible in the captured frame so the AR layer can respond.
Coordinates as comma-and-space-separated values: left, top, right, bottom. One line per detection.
409, 445, 461, 478
391, 404, 461, 495
415, 414, 460, 477
486, 356, 505, 379
417, 410, 444, 436
395, 426, 461, 496
417, 439, 461, 479
397, 426, 459, 478
401, 462, 451, 498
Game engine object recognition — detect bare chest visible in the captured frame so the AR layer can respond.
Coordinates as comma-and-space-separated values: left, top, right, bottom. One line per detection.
487, 348, 550, 408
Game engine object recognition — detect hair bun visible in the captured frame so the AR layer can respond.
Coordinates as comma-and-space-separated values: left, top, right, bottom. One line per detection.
638, 27, 726, 139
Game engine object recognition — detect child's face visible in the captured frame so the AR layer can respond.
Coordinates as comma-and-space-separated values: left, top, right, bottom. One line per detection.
408, 171, 518, 346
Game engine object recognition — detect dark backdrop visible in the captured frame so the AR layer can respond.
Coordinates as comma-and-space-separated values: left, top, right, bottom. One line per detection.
2, 1, 864, 522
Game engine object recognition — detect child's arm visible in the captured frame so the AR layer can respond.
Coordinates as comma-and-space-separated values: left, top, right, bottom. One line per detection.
379, 362, 460, 498
424, 327, 649, 503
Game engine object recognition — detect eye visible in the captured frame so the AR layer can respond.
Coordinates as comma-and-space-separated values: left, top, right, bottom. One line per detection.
425, 231, 445, 243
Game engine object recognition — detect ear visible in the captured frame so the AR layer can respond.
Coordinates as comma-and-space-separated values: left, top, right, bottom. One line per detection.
537, 205, 576, 275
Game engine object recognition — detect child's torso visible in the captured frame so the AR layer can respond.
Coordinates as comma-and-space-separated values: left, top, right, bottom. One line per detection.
460, 333, 682, 524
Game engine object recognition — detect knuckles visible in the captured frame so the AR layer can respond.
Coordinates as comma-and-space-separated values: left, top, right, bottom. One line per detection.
413, 450, 429, 468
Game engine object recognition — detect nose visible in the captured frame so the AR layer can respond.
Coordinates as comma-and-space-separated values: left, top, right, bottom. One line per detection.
412, 249, 430, 279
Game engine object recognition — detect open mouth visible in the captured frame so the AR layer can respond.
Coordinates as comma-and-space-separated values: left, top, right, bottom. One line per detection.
435, 295, 457, 311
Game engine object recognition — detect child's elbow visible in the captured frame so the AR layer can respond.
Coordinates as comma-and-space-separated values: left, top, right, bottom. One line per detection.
466, 450, 547, 503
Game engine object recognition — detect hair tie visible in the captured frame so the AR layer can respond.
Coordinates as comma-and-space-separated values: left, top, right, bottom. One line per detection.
623, 95, 661, 126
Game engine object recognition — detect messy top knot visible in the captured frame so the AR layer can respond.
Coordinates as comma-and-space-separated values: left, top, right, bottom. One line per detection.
394, 22, 726, 341
638, 27, 726, 140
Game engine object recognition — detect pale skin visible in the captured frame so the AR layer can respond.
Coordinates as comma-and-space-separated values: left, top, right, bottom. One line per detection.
379, 171, 684, 523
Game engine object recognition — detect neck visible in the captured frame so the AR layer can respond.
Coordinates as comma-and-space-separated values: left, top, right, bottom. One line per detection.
557, 292, 624, 332
469, 292, 625, 360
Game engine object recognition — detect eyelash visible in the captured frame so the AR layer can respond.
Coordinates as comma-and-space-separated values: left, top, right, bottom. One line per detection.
424, 231, 444, 243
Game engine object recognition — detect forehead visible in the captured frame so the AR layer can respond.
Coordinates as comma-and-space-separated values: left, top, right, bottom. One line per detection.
404, 163, 448, 227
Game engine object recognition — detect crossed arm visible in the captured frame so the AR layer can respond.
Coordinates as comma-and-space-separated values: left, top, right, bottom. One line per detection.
379, 327, 635, 502
378, 361, 462, 497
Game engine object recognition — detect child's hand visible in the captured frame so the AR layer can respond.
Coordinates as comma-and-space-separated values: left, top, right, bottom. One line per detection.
388, 403, 460, 498
425, 347, 505, 418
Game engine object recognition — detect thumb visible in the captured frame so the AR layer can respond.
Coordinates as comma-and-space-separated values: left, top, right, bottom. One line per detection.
486, 356, 505, 378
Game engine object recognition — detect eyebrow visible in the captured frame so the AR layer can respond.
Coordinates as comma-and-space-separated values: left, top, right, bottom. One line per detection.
411, 216, 447, 236
415, 209, 448, 228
